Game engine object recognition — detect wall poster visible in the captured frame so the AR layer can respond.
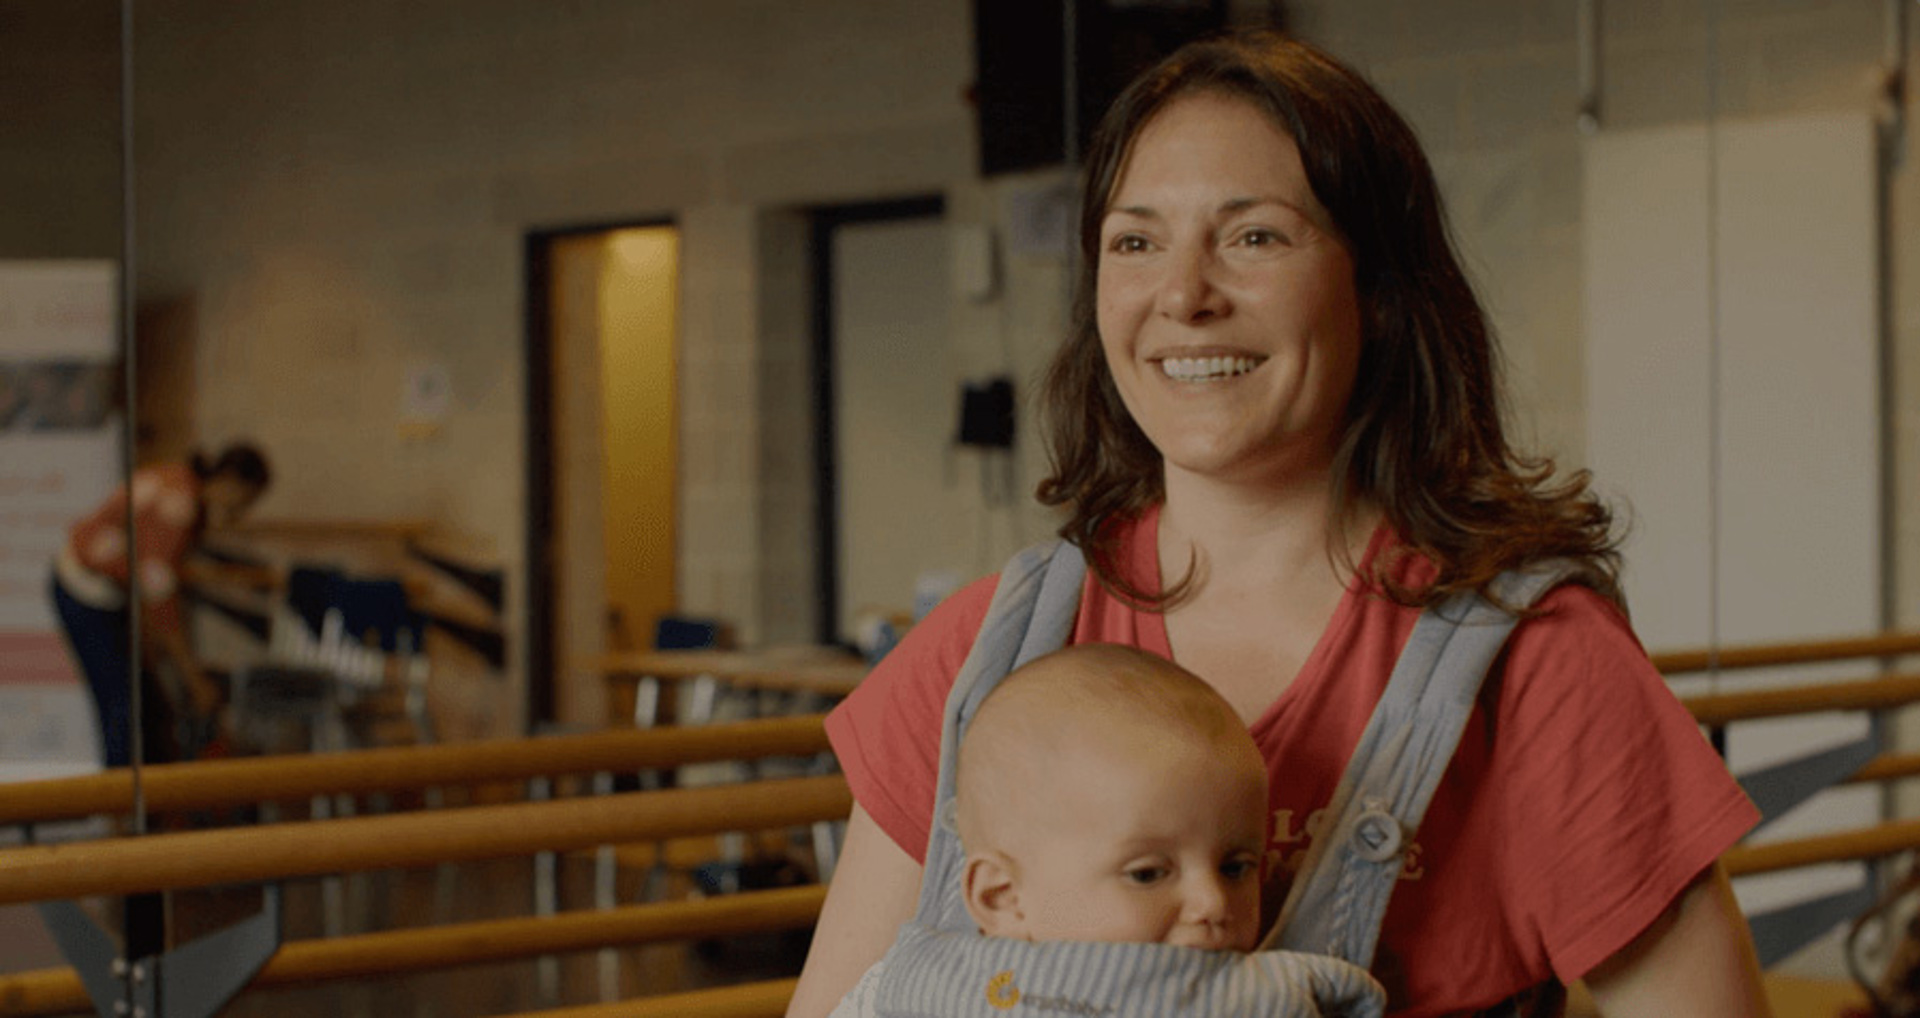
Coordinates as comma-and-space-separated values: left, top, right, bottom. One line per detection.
0, 260, 121, 781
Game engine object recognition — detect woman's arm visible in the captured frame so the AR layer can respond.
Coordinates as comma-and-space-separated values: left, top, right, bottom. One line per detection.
149, 623, 222, 718
1583, 862, 1771, 1017
787, 804, 924, 1018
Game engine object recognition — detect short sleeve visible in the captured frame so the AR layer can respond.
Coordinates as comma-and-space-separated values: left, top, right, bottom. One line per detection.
824, 575, 999, 863
1490, 586, 1760, 982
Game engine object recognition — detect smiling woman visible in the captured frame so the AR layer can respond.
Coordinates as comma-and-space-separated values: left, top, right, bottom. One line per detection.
1092, 90, 1361, 497
792, 29, 1769, 1018
1041, 35, 1618, 616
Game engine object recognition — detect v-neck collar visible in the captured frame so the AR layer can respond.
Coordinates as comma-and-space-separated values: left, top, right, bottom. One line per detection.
1124, 503, 1395, 737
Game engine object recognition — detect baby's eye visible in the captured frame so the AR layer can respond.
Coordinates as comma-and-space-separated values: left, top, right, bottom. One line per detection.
1123, 864, 1171, 886
1220, 857, 1258, 881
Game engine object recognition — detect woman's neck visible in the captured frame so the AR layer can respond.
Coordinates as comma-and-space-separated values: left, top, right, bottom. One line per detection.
1157, 461, 1375, 591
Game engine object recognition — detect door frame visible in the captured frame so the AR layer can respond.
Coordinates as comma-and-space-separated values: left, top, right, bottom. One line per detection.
806, 195, 945, 645
522, 216, 676, 731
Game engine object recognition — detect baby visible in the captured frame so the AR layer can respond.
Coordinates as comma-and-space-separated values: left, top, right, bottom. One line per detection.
831, 643, 1269, 1016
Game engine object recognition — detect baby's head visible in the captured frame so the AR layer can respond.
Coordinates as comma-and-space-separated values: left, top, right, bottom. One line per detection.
955, 643, 1267, 952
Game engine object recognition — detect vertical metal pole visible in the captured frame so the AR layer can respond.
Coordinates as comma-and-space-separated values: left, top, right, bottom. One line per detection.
1703, 0, 1723, 693
1062, 0, 1079, 167
530, 776, 560, 1006
1576, 0, 1602, 134
119, 0, 164, 997
592, 771, 618, 1003
1872, 0, 1908, 839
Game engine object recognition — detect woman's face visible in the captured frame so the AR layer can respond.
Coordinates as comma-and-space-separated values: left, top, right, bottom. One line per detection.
1095, 91, 1361, 490
202, 476, 264, 529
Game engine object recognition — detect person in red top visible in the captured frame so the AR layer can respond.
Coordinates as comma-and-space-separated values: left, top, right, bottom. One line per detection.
788, 30, 1769, 1018
50, 442, 272, 767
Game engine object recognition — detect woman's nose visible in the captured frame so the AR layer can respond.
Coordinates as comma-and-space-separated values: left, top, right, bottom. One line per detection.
1154, 244, 1229, 323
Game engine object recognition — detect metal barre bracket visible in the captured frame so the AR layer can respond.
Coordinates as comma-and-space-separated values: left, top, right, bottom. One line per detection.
39, 885, 281, 1018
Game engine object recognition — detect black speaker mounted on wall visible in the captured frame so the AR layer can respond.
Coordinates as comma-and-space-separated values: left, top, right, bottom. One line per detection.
971, 0, 1229, 177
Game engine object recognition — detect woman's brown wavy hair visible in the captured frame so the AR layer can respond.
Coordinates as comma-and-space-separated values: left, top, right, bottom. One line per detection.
1036, 30, 1620, 609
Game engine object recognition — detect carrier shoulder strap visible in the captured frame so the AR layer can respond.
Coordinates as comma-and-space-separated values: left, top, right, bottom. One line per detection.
1263, 561, 1580, 968
910, 539, 1576, 965
915, 540, 1087, 933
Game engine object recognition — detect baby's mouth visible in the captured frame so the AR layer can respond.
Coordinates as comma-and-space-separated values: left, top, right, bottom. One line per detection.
1158, 355, 1264, 382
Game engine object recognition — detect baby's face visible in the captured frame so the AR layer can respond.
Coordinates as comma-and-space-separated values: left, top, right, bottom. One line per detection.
1008, 733, 1265, 951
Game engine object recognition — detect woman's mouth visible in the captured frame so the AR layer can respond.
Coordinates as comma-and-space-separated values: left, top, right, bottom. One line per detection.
1159, 355, 1264, 382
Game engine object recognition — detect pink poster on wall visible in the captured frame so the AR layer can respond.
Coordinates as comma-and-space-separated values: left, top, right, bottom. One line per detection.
0, 260, 120, 779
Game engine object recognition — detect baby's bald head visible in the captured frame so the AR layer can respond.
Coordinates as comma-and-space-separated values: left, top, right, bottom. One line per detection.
954, 643, 1259, 856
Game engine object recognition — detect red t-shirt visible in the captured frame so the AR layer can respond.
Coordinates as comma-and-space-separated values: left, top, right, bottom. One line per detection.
64, 462, 203, 638
825, 508, 1758, 1017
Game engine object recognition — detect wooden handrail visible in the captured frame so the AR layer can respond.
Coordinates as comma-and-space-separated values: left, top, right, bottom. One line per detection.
0, 715, 831, 826
220, 518, 434, 541
1651, 631, 1920, 676
1725, 816, 1920, 876
0, 886, 825, 1017
0, 969, 76, 1018
0, 775, 851, 905
1849, 752, 1920, 785
1681, 672, 1920, 727
505, 979, 797, 1018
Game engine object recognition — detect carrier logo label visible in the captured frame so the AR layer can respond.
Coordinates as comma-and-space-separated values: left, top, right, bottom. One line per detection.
983, 971, 1115, 1015
985, 971, 1020, 1009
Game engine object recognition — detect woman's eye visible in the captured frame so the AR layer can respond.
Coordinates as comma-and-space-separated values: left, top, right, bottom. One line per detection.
1238, 227, 1287, 248
1124, 865, 1169, 886
1108, 233, 1151, 254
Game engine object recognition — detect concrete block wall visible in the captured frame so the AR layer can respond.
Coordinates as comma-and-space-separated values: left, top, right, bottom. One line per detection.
1281, 0, 1911, 981
4, 2, 1915, 758
1290, 1, 1897, 485
754, 209, 818, 647
944, 170, 1079, 561
109, 0, 974, 729
0, 0, 119, 260
675, 204, 764, 647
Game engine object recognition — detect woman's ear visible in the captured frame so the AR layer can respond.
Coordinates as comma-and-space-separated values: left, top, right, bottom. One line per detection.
962, 850, 1022, 937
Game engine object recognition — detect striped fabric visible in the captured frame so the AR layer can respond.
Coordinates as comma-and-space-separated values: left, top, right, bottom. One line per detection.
874, 925, 1382, 1016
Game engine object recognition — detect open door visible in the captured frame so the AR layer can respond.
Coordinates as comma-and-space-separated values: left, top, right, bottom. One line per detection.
525, 223, 680, 729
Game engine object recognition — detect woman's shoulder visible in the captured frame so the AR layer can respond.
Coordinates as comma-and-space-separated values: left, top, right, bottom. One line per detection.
826, 571, 1005, 861
913, 572, 1002, 643
854, 573, 1000, 696
133, 460, 198, 488
859, 532, 1155, 695
1492, 580, 1683, 736
127, 462, 202, 530
1513, 581, 1643, 661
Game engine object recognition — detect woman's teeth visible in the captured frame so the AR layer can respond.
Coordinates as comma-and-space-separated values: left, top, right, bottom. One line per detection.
1160, 356, 1261, 381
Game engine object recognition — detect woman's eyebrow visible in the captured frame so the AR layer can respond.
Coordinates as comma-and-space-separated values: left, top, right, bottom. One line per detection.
1225, 194, 1337, 234
1220, 195, 1302, 215
1107, 196, 1305, 219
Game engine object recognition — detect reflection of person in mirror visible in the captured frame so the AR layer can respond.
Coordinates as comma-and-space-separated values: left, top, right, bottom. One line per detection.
49, 442, 273, 766
789, 29, 1769, 1018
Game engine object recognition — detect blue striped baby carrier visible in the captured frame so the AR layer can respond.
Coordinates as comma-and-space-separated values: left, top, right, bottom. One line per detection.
866, 540, 1575, 1018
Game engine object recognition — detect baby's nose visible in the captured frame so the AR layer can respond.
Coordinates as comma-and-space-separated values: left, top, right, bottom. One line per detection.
1175, 873, 1235, 938
1191, 871, 1232, 912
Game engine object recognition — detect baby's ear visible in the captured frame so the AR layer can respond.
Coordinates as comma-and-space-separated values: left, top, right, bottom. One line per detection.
962, 851, 1022, 937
